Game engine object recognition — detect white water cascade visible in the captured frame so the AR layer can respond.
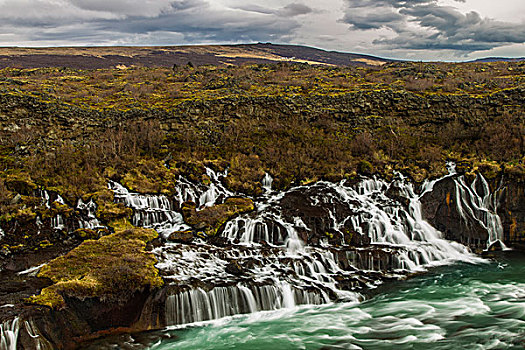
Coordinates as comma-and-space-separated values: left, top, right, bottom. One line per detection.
452, 174, 505, 250
223, 175, 479, 270
109, 181, 189, 237
165, 283, 328, 326
0, 318, 19, 350
106, 169, 490, 329
77, 199, 103, 230
199, 168, 234, 207
262, 173, 273, 193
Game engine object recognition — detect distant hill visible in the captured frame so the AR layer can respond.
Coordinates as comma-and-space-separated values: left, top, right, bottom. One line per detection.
0, 43, 391, 69
470, 57, 525, 63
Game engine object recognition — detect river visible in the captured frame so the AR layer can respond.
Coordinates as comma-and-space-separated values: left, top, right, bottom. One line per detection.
86, 252, 524, 349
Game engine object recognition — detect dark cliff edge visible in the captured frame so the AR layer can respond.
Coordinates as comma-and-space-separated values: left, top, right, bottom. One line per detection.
421, 174, 525, 251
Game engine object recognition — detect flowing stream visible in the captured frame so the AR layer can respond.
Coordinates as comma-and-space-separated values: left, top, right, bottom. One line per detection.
83, 253, 525, 350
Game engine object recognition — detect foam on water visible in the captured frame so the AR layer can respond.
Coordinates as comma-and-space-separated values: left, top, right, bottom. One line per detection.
150, 256, 525, 350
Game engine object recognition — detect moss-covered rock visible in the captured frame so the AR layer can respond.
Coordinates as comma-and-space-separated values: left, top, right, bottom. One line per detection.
167, 230, 194, 244
4, 173, 37, 195
27, 227, 163, 309
182, 197, 255, 236
73, 228, 99, 240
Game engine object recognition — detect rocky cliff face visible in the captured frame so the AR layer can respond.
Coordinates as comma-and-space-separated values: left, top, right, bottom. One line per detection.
421, 176, 489, 250
498, 180, 525, 249
421, 172, 525, 251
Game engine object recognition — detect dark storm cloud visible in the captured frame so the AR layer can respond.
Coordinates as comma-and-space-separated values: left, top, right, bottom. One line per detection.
342, 0, 525, 52
279, 3, 313, 17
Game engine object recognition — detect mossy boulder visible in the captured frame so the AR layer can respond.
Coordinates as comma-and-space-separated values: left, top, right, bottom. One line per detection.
182, 197, 255, 236
4, 173, 37, 195
28, 227, 163, 309
73, 228, 99, 240
167, 230, 194, 244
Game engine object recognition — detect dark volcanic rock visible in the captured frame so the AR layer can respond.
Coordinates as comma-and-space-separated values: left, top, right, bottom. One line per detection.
225, 260, 244, 276
280, 186, 355, 246
167, 230, 194, 244
498, 180, 525, 250
421, 176, 488, 248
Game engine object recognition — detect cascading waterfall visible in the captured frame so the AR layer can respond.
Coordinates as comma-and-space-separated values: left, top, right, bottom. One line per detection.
77, 199, 103, 230
35, 189, 70, 231
451, 173, 505, 249
262, 173, 273, 193
224, 175, 478, 270
0, 318, 19, 350
199, 168, 233, 207
165, 283, 328, 326
106, 168, 491, 329
109, 181, 189, 237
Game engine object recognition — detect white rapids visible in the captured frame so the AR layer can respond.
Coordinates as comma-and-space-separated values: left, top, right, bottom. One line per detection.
105, 167, 491, 328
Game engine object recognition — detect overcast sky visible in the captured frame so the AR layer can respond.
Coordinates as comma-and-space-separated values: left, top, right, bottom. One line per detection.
0, 0, 524, 61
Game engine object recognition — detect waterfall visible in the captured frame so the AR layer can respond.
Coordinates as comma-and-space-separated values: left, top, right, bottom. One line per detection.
262, 173, 273, 193
109, 167, 489, 329
109, 181, 189, 237
51, 215, 64, 230
35, 189, 69, 231
223, 175, 478, 270
165, 283, 330, 326
0, 318, 19, 350
452, 173, 505, 250
199, 168, 233, 207
77, 199, 103, 230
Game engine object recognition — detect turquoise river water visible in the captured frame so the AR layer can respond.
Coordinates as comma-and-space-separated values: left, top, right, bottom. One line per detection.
117, 252, 525, 350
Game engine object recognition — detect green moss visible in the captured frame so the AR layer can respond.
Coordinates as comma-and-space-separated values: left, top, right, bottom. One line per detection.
28, 227, 162, 309
121, 158, 177, 195
475, 160, 501, 179
182, 197, 255, 236
357, 160, 374, 176
73, 228, 99, 240
4, 173, 37, 195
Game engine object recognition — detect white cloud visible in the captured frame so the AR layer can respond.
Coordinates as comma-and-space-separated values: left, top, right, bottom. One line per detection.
0, 0, 523, 60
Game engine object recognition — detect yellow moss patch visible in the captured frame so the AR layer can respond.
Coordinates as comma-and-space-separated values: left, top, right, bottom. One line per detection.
182, 197, 255, 236
28, 227, 163, 309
